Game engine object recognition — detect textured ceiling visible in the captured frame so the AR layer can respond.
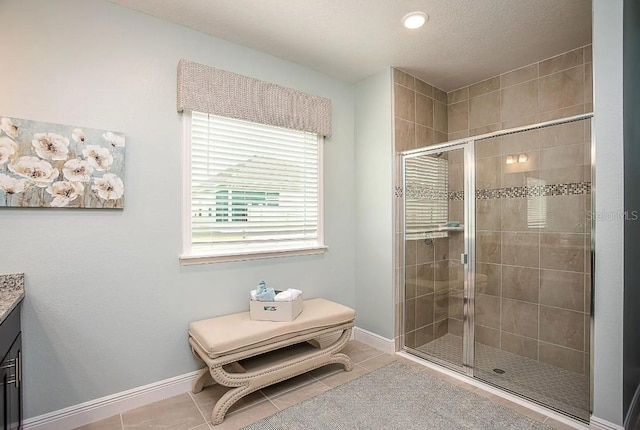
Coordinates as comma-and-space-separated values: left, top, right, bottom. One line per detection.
110, 0, 592, 92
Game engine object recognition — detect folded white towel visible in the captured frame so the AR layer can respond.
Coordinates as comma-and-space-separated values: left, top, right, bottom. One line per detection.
274, 288, 303, 302
250, 289, 257, 301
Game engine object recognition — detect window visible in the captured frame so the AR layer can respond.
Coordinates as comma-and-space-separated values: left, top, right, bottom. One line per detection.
181, 111, 325, 263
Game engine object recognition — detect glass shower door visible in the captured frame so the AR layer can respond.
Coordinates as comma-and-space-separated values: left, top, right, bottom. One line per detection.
403, 145, 468, 371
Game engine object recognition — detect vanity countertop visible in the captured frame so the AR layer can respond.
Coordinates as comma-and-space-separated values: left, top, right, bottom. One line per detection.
0, 274, 24, 325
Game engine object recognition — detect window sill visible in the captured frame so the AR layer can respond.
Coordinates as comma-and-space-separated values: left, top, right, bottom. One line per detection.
179, 246, 329, 265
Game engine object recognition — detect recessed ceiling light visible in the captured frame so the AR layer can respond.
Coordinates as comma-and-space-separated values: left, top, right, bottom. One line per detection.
402, 12, 428, 29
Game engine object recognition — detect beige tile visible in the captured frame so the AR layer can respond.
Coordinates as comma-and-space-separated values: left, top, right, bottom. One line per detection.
433, 87, 448, 104
585, 62, 593, 104
475, 325, 500, 348
501, 128, 540, 155
405, 330, 416, 348
540, 233, 585, 272
501, 80, 539, 122
500, 331, 538, 360
469, 76, 501, 98
539, 66, 584, 113
434, 236, 449, 261
540, 269, 584, 312
415, 78, 433, 97
416, 238, 435, 263
539, 306, 584, 350
259, 373, 316, 398
539, 342, 584, 374
415, 125, 434, 148
538, 104, 585, 123
268, 380, 331, 410
435, 131, 449, 143
476, 136, 502, 158
477, 231, 501, 264
449, 200, 464, 224
501, 114, 542, 130
494, 397, 548, 423
416, 293, 435, 328
416, 93, 434, 127
502, 266, 540, 303
448, 130, 469, 141
191, 386, 267, 420
448, 231, 464, 260
539, 48, 584, 77
340, 341, 384, 364
585, 273, 592, 313
469, 91, 501, 130
394, 84, 415, 121
448, 318, 463, 336
501, 197, 532, 232
122, 394, 205, 430
448, 160, 464, 192
584, 45, 592, 63
448, 87, 469, 104
501, 150, 540, 188
448, 100, 469, 133
434, 100, 448, 133
476, 199, 501, 231
358, 353, 397, 371
75, 415, 123, 430
434, 318, 448, 338
405, 239, 417, 266
476, 156, 501, 189
415, 323, 434, 346
448, 290, 463, 320
405, 266, 417, 300
211, 399, 279, 429
502, 232, 540, 268
500, 64, 538, 88
545, 195, 587, 234
539, 143, 586, 184
476, 263, 501, 296
393, 68, 414, 89
539, 120, 584, 149
543, 416, 583, 430
476, 294, 501, 329
417, 263, 435, 296
435, 290, 449, 321
501, 298, 538, 338
394, 118, 415, 152
470, 123, 501, 137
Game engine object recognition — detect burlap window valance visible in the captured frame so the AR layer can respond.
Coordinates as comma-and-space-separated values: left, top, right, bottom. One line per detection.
177, 59, 332, 137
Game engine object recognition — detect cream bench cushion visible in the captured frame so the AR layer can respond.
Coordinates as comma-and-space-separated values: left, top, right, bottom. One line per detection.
189, 298, 355, 359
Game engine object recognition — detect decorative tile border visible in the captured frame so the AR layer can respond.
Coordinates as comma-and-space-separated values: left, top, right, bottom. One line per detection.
399, 182, 591, 200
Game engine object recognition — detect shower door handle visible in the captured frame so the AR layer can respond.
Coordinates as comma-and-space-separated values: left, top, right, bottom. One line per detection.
460, 253, 468, 264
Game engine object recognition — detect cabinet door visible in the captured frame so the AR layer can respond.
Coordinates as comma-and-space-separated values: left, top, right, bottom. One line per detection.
0, 348, 10, 430
7, 334, 20, 430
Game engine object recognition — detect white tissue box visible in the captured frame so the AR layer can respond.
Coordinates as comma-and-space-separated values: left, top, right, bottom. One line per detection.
250, 295, 304, 322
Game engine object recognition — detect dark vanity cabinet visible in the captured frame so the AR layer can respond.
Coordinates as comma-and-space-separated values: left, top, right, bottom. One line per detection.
0, 306, 21, 430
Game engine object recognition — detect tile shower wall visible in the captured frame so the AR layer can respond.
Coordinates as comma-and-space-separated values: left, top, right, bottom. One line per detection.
448, 45, 592, 376
396, 45, 593, 376
394, 70, 451, 348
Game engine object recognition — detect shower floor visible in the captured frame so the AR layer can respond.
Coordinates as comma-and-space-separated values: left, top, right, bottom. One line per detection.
415, 333, 590, 421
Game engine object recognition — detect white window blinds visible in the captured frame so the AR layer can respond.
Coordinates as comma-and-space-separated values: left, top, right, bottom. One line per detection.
189, 112, 321, 256
404, 156, 449, 240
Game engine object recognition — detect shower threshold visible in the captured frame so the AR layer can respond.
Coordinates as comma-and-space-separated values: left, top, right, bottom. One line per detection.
415, 333, 589, 422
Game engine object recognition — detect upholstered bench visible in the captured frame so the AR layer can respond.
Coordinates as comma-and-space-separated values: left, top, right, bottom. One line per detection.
188, 298, 355, 424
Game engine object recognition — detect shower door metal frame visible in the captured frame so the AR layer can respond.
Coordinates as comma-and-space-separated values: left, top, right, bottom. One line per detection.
401, 141, 476, 377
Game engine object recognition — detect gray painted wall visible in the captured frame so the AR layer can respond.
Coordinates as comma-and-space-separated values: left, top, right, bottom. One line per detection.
0, 0, 356, 418
354, 70, 395, 339
623, 0, 640, 424
593, 0, 625, 425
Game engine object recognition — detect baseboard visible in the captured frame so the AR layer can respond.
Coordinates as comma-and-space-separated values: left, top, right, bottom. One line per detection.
23, 370, 200, 430
353, 326, 396, 354
590, 416, 624, 430
624, 385, 640, 430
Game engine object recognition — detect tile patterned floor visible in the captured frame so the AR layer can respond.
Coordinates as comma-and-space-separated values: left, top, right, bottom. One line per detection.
416, 334, 590, 421
76, 341, 585, 430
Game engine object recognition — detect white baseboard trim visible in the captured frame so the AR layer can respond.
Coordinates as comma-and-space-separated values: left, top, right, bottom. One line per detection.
23, 370, 200, 430
590, 416, 624, 430
353, 326, 396, 354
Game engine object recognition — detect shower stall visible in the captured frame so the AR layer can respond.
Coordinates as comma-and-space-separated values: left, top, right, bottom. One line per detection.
401, 115, 593, 421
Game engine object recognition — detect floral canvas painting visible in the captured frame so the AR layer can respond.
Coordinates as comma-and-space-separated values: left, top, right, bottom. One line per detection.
0, 116, 125, 209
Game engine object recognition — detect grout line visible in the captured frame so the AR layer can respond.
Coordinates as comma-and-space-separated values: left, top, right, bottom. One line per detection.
119, 413, 124, 430
188, 391, 210, 426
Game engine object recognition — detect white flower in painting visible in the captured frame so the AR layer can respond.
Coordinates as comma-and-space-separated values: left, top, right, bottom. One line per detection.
0, 174, 26, 194
32, 132, 70, 161
62, 158, 94, 182
0, 137, 18, 165
0, 118, 18, 139
71, 128, 86, 143
45, 181, 84, 207
92, 173, 123, 200
102, 131, 125, 148
8, 156, 59, 187
82, 145, 113, 171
